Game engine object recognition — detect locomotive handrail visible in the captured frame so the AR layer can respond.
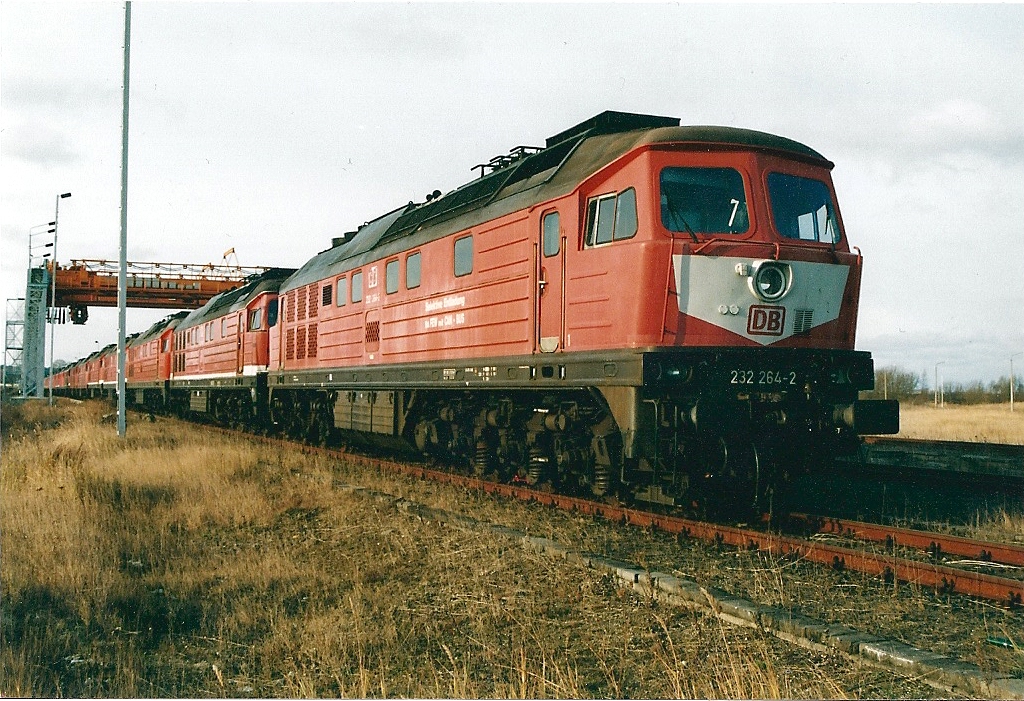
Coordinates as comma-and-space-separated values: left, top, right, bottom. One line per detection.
690, 237, 782, 260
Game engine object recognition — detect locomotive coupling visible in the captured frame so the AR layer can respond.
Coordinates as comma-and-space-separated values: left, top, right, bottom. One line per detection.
833, 399, 900, 435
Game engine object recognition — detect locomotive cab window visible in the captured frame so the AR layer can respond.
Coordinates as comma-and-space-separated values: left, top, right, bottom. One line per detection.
767, 172, 841, 243
249, 309, 262, 331
542, 211, 560, 257
268, 299, 279, 327
454, 235, 473, 277
386, 259, 399, 294
585, 188, 638, 247
660, 167, 748, 235
351, 271, 363, 303
406, 252, 421, 289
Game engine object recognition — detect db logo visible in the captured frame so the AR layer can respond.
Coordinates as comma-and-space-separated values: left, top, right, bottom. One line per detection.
747, 305, 786, 336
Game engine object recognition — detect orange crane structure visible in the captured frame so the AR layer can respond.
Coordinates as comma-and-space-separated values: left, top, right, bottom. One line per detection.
49, 259, 268, 324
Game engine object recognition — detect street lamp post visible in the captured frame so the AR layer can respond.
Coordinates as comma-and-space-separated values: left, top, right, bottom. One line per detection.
934, 361, 946, 408
49, 192, 71, 406
1012, 352, 1023, 412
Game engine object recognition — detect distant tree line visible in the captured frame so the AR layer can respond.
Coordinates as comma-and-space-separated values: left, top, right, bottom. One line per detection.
861, 365, 1024, 405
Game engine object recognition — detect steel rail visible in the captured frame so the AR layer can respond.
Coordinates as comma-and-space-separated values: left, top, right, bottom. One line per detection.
208, 424, 1024, 607
788, 512, 1024, 567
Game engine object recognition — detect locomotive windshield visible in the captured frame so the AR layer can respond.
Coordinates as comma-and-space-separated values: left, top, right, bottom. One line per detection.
767, 172, 841, 243
660, 167, 749, 235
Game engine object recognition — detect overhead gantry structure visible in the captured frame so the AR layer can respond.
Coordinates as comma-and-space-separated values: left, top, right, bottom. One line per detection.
47, 259, 269, 324
9, 257, 266, 398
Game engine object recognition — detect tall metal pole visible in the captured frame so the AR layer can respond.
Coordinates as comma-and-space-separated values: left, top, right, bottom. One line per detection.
49, 192, 71, 407
117, 1, 131, 437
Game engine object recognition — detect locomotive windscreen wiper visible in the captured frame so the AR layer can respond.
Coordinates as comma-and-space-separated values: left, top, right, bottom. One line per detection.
664, 205, 699, 243
679, 215, 699, 243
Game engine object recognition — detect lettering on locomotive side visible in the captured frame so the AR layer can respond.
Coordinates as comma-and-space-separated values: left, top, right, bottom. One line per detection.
423, 295, 467, 330
747, 305, 786, 336
424, 312, 465, 330
424, 295, 466, 313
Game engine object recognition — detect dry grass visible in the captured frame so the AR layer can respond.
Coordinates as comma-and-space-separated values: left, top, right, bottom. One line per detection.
879, 402, 1024, 548
895, 403, 1024, 444
1, 401, 959, 698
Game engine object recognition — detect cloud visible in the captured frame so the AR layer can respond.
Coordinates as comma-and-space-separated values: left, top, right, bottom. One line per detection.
1, 121, 81, 166
862, 329, 1023, 386
1, 77, 119, 116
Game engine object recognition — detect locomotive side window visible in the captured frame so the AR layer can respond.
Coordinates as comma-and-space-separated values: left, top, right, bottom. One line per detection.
585, 189, 638, 246
614, 188, 638, 240
660, 167, 748, 234
386, 259, 399, 294
406, 252, 421, 289
336, 276, 347, 306
586, 195, 616, 246
454, 235, 473, 277
249, 309, 262, 331
221, 318, 227, 337
767, 172, 841, 243
542, 211, 560, 257
351, 271, 363, 303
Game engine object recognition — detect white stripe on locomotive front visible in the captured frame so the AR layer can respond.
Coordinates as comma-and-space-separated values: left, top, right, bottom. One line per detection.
672, 255, 850, 346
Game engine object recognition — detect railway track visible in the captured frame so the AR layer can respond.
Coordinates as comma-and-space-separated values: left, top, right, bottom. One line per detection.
211, 422, 1024, 608
789, 512, 1024, 567
849, 436, 1024, 481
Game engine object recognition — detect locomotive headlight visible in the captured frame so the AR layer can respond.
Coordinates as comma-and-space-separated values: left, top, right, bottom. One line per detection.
748, 261, 792, 302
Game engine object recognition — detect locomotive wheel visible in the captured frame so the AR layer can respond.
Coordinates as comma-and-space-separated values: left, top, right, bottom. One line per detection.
696, 435, 771, 519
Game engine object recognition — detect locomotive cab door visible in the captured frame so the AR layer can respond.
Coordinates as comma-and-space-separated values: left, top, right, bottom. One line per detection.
537, 210, 565, 353
236, 312, 245, 373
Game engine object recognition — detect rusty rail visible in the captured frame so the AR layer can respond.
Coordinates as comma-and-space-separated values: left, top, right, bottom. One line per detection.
314, 448, 1024, 607
789, 512, 1024, 567
203, 423, 1024, 607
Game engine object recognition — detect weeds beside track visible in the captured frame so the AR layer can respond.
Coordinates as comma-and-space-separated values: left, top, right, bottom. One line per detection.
0, 400, 1012, 698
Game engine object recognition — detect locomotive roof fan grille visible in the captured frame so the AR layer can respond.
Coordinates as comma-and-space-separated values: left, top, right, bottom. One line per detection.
748, 261, 792, 302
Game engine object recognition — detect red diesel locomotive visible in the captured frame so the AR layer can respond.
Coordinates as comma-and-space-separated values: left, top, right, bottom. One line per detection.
53, 112, 898, 513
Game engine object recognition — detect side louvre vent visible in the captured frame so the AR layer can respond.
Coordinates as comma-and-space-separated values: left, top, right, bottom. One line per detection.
308, 285, 319, 317
285, 328, 295, 360
793, 309, 814, 334
307, 323, 317, 358
365, 320, 380, 345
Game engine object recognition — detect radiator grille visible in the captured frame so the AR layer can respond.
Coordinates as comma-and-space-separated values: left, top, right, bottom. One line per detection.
365, 320, 380, 345
285, 328, 295, 360
793, 309, 814, 334
307, 323, 317, 358
308, 285, 319, 317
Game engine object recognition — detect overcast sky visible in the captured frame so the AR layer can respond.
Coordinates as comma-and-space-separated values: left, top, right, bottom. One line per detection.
2, 2, 1022, 386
